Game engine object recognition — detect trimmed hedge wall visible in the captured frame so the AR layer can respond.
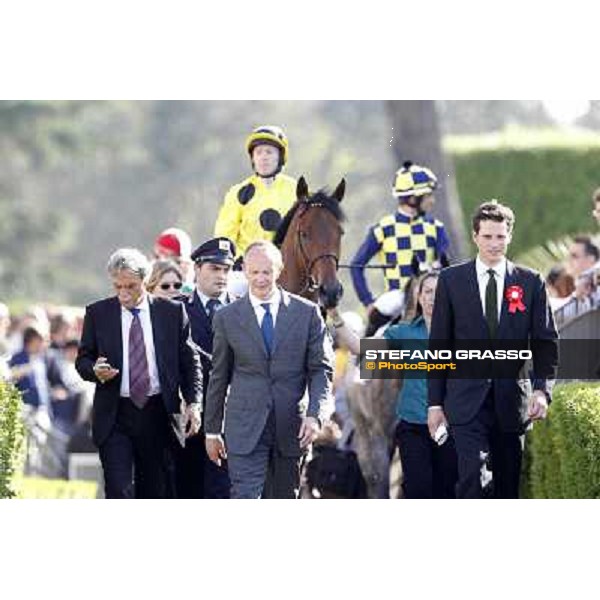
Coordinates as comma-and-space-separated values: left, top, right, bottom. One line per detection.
0, 380, 25, 499
524, 382, 600, 499
450, 146, 600, 258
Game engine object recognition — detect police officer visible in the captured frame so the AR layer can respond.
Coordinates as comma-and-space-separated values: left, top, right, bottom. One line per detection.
173, 237, 235, 498
214, 125, 297, 261
350, 161, 450, 315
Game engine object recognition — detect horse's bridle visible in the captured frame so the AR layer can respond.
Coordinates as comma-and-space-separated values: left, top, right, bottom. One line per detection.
295, 202, 340, 295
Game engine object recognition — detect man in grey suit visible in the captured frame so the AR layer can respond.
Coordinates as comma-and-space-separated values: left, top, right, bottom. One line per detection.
204, 240, 334, 499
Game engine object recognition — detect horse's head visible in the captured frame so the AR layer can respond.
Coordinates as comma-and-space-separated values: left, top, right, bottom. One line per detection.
277, 176, 346, 309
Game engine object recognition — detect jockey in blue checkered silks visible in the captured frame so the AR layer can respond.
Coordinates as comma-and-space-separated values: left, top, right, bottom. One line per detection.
350, 161, 450, 315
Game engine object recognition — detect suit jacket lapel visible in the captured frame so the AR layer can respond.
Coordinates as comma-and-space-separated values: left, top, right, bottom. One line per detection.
497, 260, 517, 338
271, 289, 294, 354
236, 295, 268, 357
108, 296, 124, 372
148, 295, 166, 382
466, 260, 489, 337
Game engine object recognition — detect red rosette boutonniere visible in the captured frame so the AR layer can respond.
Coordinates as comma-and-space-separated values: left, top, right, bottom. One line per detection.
505, 285, 526, 314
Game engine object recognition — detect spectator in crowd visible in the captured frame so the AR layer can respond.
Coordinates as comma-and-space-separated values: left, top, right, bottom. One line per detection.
49, 313, 71, 351
51, 339, 93, 435
545, 265, 575, 312
384, 271, 458, 499
9, 326, 67, 430
76, 248, 203, 499
561, 235, 600, 317
5, 305, 50, 355
568, 235, 600, 280
146, 259, 184, 300
153, 227, 194, 294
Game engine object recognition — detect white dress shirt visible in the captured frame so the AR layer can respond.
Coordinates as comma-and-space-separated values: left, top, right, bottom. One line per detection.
195, 289, 229, 316
249, 288, 281, 328
475, 256, 506, 320
120, 294, 161, 397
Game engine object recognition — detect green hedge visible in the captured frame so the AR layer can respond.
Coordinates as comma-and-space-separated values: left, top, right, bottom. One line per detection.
449, 144, 600, 257
524, 382, 600, 498
0, 380, 25, 499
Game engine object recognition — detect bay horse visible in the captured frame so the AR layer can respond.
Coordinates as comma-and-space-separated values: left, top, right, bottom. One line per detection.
273, 176, 345, 308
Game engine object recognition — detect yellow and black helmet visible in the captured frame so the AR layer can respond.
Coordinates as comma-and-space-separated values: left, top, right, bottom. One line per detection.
246, 125, 289, 166
393, 161, 438, 199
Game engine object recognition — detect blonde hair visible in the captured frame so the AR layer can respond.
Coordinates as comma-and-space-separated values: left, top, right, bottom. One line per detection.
145, 259, 183, 293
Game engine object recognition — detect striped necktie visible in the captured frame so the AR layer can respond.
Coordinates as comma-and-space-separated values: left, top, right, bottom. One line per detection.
129, 308, 150, 408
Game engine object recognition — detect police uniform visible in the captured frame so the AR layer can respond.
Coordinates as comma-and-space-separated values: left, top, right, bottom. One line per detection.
350, 162, 449, 306
214, 125, 297, 258
174, 237, 235, 498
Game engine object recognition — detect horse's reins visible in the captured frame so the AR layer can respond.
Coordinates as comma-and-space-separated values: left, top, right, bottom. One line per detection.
295, 202, 340, 295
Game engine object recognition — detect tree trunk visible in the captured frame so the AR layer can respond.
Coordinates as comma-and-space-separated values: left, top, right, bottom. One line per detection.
385, 100, 468, 259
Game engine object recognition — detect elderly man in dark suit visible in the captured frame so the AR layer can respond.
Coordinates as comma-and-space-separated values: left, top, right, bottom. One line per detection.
204, 240, 334, 499
174, 237, 235, 498
76, 248, 202, 499
427, 201, 558, 498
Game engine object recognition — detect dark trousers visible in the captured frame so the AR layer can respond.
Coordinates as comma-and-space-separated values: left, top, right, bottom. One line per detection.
395, 420, 458, 499
451, 393, 523, 499
173, 431, 231, 499
227, 412, 304, 499
99, 395, 172, 499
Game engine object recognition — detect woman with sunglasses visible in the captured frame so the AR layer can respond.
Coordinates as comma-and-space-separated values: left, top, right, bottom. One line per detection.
146, 260, 184, 300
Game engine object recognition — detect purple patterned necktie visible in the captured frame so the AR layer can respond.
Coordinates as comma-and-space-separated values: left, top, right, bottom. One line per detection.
129, 308, 150, 409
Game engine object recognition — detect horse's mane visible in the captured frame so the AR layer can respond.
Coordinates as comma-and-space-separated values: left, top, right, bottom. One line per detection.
273, 189, 346, 248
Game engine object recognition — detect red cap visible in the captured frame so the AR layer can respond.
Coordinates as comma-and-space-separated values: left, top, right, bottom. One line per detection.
154, 228, 192, 259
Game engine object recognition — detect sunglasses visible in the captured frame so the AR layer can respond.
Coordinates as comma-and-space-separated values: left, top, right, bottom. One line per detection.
159, 282, 183, 291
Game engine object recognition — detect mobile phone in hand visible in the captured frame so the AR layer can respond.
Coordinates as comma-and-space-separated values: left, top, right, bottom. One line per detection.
434, 423, 449, 446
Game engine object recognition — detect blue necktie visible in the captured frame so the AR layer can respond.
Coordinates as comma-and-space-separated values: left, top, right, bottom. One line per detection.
206, 298, 221, 324
261, 303, 274, 356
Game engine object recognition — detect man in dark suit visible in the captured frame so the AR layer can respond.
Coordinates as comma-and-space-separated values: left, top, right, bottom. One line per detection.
427, 201, 558, 499
76, 248, 203, 499
174, 236, 235, 498
204, 240, 334, 499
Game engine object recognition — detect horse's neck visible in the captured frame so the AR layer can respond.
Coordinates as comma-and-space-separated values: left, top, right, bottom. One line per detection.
279, 224, 311, 298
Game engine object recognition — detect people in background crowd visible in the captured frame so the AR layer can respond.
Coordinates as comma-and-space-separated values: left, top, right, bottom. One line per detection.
9, 326, 67, 433
546, 264, 575, 312
153, 227, 194, 294
146, 259, 184, 300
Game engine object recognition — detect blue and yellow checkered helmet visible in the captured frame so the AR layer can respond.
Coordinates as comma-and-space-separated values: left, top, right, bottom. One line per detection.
246, 125, 289, 166
393, 161, 438, 199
